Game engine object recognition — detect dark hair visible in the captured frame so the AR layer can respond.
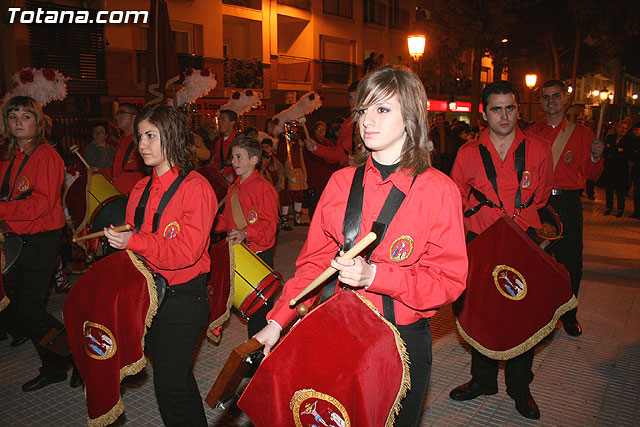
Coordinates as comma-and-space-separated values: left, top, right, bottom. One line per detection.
231, 135, 261, 161
482, 80, 519, 111
3, 96, 46, 157
542, 79, 566, 92
219, 109, 238, 124
92, 120, 109, 132
119, 102, 140, 115
352, 66, 431, 175
134, 105, 194, 175
260, 138, 273, 147
314, 120, 327, 131
348, 80, 360, 93
243, 126, 258, 137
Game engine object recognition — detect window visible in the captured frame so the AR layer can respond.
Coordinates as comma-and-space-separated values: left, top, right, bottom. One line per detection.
324, 0, 353, 19
364, 1, 386, 26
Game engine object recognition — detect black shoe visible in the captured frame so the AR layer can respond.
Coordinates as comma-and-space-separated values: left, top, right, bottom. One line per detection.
10, 336, 29, 347
615, 211, 623, 218
0, 332, 7, 341
604, 209, 611, 215
22, 373, 66, 392
70, 368, 84, 389
449, 381, 498, 401
563, 319, 583, 336
510, 390, 540, 420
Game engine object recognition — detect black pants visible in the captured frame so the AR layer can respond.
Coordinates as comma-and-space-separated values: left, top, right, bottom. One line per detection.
247, 248, 275, 338
605, 185, 626, 212
6, 229, 67, 378
549, 190, 583, 320
394, 318, 432, 427
145, 274, 209, 427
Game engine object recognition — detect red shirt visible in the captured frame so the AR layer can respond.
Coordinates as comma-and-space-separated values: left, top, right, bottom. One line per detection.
214, 170, 279, 253
312, 120, 354, 167
450, 127, 553, 235
111, 134, 146, 195
211, 131, 237, 175
526, 118, 603, 189
125, 167, 217, 285
269, 157, 468, 327
306, 136, 338, 192
0, 143, 65, 235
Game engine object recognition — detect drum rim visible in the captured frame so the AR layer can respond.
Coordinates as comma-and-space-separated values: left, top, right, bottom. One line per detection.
238, 273, 280, 318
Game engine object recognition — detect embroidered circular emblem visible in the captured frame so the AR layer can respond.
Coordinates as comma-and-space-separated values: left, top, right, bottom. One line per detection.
163, 221, 180, 239
17, 176, 29, 192
83, 321, 117, 360
520, 171, 532, 189
389, 235, 413, 262
564, 150, 574, 163
492, 265, 527, 301
247, 209, 258, 224
290, 389, 350, 427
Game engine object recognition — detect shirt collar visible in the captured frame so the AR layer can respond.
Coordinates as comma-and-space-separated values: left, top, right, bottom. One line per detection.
478, 127, 527, 155
153, 165, 180, 190
546, 116, 567, 130
235, 169, 259, 186
363, 155, 414, 194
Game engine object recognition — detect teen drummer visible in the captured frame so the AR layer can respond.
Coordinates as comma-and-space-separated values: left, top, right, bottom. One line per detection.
213, 135, 279, 338
104, 105, 216, 426
254, 66, 468, 426
0, 96, 72, 391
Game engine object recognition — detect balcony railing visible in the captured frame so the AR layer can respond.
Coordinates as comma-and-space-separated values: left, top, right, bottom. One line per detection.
224, 58, 264, 89
277, 0, 311, 10
278, 55, 311, 83
222, 0, 261, 10
364, 1, 386, 26
389, 8, 409, 30
321, 60, 356, 85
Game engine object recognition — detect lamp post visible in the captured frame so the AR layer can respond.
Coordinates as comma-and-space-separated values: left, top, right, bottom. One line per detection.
407, 34, 426, 75
525, 74, 537, 122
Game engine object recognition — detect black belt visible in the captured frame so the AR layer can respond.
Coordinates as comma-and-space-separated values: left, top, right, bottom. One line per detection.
551, 189, 582, 196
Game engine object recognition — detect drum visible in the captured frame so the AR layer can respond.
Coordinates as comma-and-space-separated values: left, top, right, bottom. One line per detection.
1, 232, 23, 275
65, 172, 127, 233
536, 204, 563, 249
197, 165, 230, 207
233, 243, 281, 318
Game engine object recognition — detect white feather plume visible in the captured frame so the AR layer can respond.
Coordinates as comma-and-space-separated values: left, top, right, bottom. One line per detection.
272, 91, 322, 134
176, 69, 217, 107
218, 90, 262, 116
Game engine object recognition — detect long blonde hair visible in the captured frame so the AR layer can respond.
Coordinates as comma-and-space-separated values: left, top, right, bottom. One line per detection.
3, 96, 47, 158
351, 66, 431, 175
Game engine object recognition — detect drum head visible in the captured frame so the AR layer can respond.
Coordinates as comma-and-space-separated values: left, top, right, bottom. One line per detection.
91, 197, 128, 233
242, 273, 281, 318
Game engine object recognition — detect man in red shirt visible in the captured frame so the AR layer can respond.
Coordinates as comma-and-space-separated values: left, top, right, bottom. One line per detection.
210, 109, 238, 183
110, 103, 145, 195
449, 81, 553, 420
527, 80, 604, 337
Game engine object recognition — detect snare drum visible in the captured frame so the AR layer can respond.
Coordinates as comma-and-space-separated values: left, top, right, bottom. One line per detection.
1, 232, 23, 275
233, 243, 281, 318
65, 172, 128, 233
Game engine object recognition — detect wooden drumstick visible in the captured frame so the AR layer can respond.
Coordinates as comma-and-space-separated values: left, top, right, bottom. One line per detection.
69, 145, 92, 170
73, 224, 131, 242
289, 231, 377, 307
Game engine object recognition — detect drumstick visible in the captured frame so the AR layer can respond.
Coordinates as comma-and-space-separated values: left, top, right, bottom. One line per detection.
289, 231, 377, 307
73, 224, 131, 242
69, 145, 92, 170
218, 196, 227, 210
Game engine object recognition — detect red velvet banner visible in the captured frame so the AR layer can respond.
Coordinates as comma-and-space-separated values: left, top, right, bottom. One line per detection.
206, 239, 234, 342
237, 290, 410, 427
63, 250, 157, 426
454, 216, 576, 360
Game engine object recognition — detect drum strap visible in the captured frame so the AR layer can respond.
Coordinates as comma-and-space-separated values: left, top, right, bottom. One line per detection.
122, 141, 137, 170
134, 174, 187, 233
319, 163, 415, 325
464, 141, 534, 218
0, 154, 30, 201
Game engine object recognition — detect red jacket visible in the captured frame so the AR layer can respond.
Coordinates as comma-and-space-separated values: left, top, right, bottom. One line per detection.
0, 143, 65, 235
450, 127, 554, 235
268, 156, 468, 327
312, 119, 355, 167
110, 134, 145, 195
125, 167, 217, 285
306, 136, 338, 193
211, 131, 237, 176
214, 170, 279, 253
526, 118, 603, 189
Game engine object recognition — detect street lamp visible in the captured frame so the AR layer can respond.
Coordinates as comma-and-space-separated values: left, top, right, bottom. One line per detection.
525, 74, 537, 122
599, 88, 609, 102
407, 34, 426, 61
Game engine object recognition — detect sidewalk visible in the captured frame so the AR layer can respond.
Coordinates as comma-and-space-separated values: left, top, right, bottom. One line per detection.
0, 188, 638, 426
